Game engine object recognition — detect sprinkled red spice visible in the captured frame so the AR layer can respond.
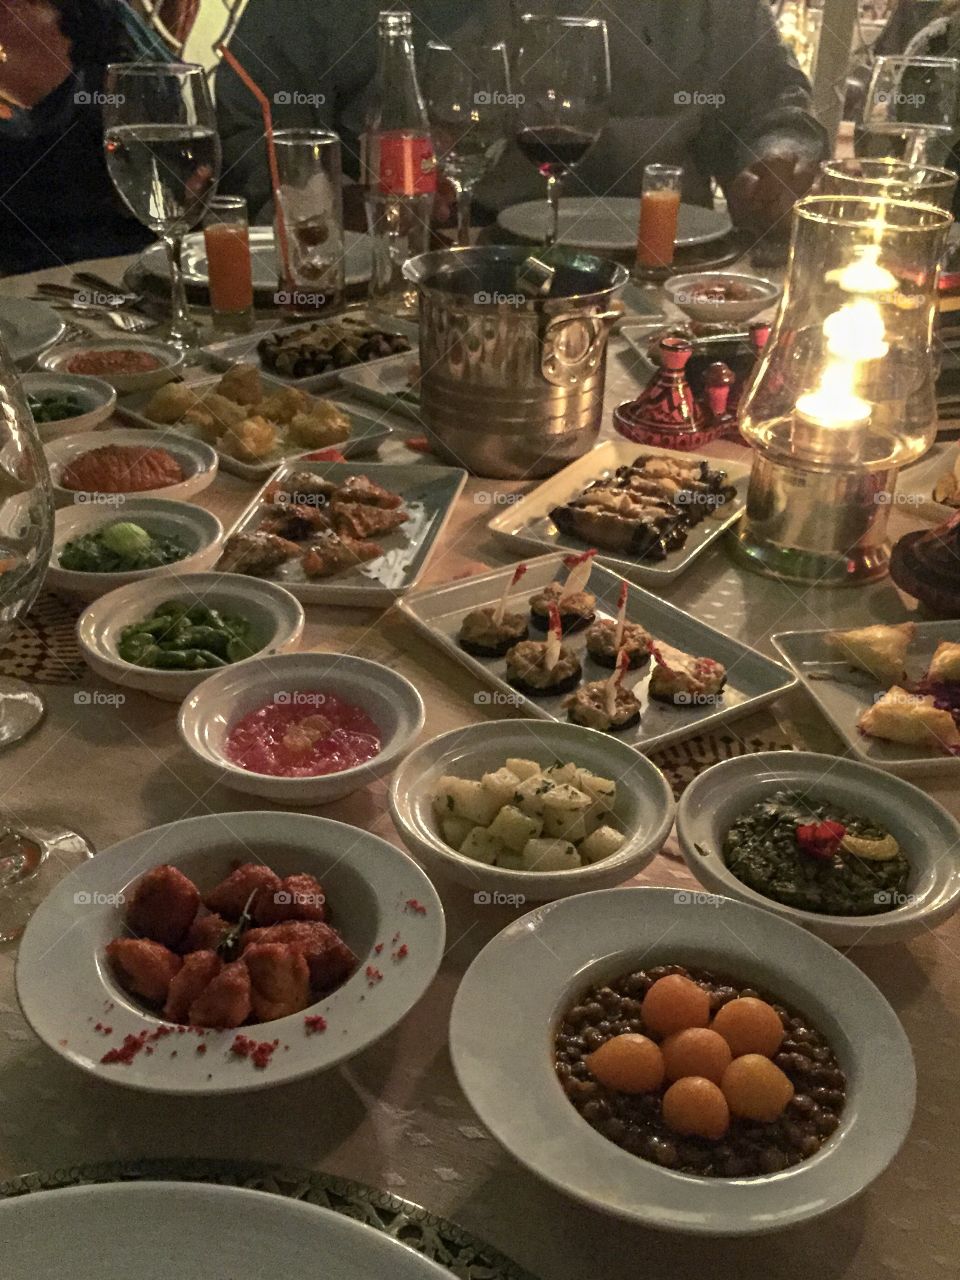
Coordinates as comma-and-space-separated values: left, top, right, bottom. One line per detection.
392, 932, 400, 944
100, 1024, 173, 1066
365, 965, 384, 986
393, 943, 409, 962
374, 942, 384, 954
196, 1043, 207, 1055
405, 898, 427, 915
304, 1015, 327, 1034
230, 1034, 280, 1069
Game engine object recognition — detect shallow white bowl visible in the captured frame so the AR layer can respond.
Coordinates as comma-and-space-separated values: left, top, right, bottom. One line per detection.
179, 651, 426, 805
450, 885, 914, 1235
39, 339, 184, 394
48, 497, 224, 602
78, 572, 305, 702
15, 810, 445, 1094
389, 719, 675, 901
675, 751, 960, 947
44, 426, 218, 508
664, 271, 781, 324
21, 371, 116, 440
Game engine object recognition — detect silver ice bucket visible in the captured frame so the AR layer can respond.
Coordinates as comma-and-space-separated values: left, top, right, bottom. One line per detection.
403, 246, 628, 479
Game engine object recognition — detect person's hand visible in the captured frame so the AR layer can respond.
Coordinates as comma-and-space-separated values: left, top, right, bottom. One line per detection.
727, 148, 819, 234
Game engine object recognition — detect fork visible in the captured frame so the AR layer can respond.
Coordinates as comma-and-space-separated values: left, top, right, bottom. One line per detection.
104, 309, 157, 334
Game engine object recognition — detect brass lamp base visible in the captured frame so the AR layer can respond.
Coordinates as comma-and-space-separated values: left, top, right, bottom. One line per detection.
733, 453, 896, 586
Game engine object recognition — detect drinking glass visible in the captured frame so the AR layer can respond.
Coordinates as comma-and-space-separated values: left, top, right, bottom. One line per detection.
103, 62, 221, 352
203, 195, 254, 333
820, 157, 957, 211
514, 15, 611, 247
862, 55, 960, 166
273, 128, 345, 315
636, 164, 683, 271
422, 40, 512, 246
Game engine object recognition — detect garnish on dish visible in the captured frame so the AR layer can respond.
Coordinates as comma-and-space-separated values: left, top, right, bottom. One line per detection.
118, 600, 257, 671
458, 563, 529, 658
648, 646, 726, 706
827, 622, 916, 686
224, 690, 382, 777
59, 520, 187, 573
556, 963, 846, 1177
564, 649, 642, 733
433, 757, 624, 872
584, 581, 651, 669
505, 603, 582, 698
60, 443, 185, 494
528, 550, 597, 634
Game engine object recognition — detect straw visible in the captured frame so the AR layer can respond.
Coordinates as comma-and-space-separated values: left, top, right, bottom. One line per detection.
217, 43, 293, 289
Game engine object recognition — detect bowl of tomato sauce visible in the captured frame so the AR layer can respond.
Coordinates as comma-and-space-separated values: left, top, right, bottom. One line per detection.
40, 339, 184, 394
178, 651, 425, 804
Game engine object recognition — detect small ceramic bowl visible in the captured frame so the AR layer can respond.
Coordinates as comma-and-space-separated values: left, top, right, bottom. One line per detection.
178, 651, 426, 805
44, 427, 218, 508
39, 339, 184, 394
664, 272, 781, 324
77, 573, 305, 702
21, 372, 116, 440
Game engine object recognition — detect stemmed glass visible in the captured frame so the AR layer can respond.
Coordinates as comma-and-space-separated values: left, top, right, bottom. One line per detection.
422, 40, 512, 246
103, 62, 221, 352
863, 55, 960, 166
513, 15, 611, 247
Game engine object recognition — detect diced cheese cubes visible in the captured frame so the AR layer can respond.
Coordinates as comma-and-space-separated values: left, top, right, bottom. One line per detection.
541, 784, 594, 841
435, 775, 501, 826
487, 804, 542, 852
579, 824, 626, 864
520, 838, 581, 872
513, 773, 557, 818
574, 769, 617, 811
544, 762, 579, 785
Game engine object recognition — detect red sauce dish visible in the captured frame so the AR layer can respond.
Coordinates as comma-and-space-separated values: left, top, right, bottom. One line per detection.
225, 690, 382, 778
65, 349, 163, 376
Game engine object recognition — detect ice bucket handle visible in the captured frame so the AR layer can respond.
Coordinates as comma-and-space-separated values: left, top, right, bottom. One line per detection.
541, 308, 621, 388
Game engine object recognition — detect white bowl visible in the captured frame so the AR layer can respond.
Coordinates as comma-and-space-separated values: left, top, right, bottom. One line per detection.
15, 810, 445, 1094
179, 651, 426, 805
39, 339, 184, 394
21, 371, 116, 440
48, 497, 224, 602
675, 751, 960, 947
77, 573, 305, 702
664, 271, 781, 324
389, 719, 675, 901
450, 886, 914, 1235
44, 427, 218, 508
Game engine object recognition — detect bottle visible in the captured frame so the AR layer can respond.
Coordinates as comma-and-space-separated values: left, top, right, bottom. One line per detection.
362, 9, 437, 319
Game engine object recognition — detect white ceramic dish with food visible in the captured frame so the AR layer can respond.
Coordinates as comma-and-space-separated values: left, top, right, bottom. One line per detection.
179, 650, 425, 805
497, 198, 732, 252
77, 572, 305, 702
389, 719, 675, 901
336, 352, 423, 421
39, 338, 184, 394
450, 885, 914, 1235
0, 296, 64, 365
663, 272, 781, 324
48, 497, 224, 602
15, 810, 444, 1095
21, 371, 116, 439
44, 427, 218, 508
675, 751, 960, 946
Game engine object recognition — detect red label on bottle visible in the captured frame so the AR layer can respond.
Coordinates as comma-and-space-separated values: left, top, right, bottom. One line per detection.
375, 131, 437, 196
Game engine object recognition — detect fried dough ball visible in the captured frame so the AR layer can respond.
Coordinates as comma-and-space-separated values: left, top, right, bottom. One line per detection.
244, 942, 311, 1021
711, 998, 784, 1059
253, 873, 328, 926
259, 386, 312, 424
107, 937, 182, 1005
188, 959, 252, 1028
288, 408, 350, 449
585, 1034, 664, 1093
217, 362, 263, 406
662, 1076, 730, 1140
661, 1028, 733, 1085
163, 950, 222, 1023
194, 391, 248, 434
181, 911, 231, 954
143, 381, 200, 424
204, 863, 283, 921
126, 864, 200, 949
241, 920, 356, 992
220, 415, 278, 461
721, 1055, 794, 1122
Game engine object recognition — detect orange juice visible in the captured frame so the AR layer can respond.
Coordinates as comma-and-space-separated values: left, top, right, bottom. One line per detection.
636, 188, 681, 268
204, 221, 254, 313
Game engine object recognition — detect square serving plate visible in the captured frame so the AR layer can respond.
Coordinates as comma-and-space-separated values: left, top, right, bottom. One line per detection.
221, 457, 466, 606
487, 440, 748, 585
772, 621, 960, 774
894, 440, 959, 523
398, 553, 796, 753
337, 352, 423, 422
115, 376, 394, 482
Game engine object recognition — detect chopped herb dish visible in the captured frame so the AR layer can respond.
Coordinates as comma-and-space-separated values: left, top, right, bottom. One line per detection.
118, 601, 258, 671
59, 521, 188, 574
27, 392, 86, 423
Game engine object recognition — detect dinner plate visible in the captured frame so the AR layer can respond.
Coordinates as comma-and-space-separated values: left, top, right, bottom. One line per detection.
221, 458, 467, 606
0, 297, 64, 365
772, 621, 960, 774
486, 440, 749, 585
450, 886, 915, 1235
0, 1182, 452, 1279
497, 198, 732, 252
44, 427, 218, 508
397, 553, 797, 754
337, 351, 423, 421
15, 811, 445, 1094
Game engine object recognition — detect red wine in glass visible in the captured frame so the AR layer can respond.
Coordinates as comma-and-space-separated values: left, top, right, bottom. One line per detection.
516, 125, 597, 178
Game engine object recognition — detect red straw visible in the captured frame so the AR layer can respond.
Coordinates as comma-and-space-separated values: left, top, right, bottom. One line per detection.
217, 43, 293, 289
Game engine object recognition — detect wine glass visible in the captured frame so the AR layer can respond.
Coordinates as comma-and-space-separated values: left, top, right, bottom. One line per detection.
863, 55, 960, 166
514, 15, 611, 248
103, 62, 221, 352
422, 40, 512, 246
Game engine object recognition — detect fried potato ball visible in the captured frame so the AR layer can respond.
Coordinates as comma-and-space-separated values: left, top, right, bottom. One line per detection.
641, 974, 711, 1037
143, 381, 200, 424
711, 998, 785, 1059
107, 937, 182, 1005
662, 1076, 730, 1140
721, 1055, 794, 1122
244, 942, 311, 1021
288, 409, 350, 449
220, 415, 278, 461
126, 864, 200, 949
163, 950, 222, 1023
661, 1027, 733, 1085
253, 873, 328, 926
584, 1034, 664, 1093
204, 863, 282, 922
181, 405, 219, 443
217, 362, 263, 406
194, 391, 248, 433
188, 959, 252, 1028
259, 387, 312, 424
241, 920, 356, 992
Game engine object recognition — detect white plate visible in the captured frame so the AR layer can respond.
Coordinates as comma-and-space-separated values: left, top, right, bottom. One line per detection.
676, 751, 960, 947
337, 352, 423, 421
21, 372, 116, 440
0, 297, 64, 365
44, 427, 218, 508
0, 1183, 452, 1280
497, 198, 732, 252
40, 339, 184, 394
772, 621, 960, 774
15, 811, 445, 1094
895, 440, 959, 521
222, 458, 466, 606
397, 553, 797, 754
487, 440, 748, 585
450, 886, 915, 1235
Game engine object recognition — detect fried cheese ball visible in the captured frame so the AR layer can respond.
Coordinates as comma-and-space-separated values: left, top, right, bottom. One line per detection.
144, 381, 201, 424
242, 920, 356, 992
259, 386, 312, 424
107, 937, 182, 1005
288, 409, 351, 449
126, 864, 200, 949
163, 950, 223, 1023
253, 872, 328, 926
244, 942, 311, 1021
204, 863, 283, 921
217, 362, 263, 406
188, 959, 252, 1028
220, 415, 278, 461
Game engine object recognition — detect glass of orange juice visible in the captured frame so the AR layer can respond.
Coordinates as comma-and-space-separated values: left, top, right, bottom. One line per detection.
636, 164, 683, 273
203, 195, 254, 333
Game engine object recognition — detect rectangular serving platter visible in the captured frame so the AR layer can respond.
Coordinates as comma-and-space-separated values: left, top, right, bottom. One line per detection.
115, 375, 394, 482
221, 457, 466, 606
486, 440, 749, 585
772, 621, 960, 774
337, 352, 423, 422
398, 553, 797, 753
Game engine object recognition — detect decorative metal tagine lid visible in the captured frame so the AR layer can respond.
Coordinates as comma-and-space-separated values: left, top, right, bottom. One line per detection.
613, 335, 723, 451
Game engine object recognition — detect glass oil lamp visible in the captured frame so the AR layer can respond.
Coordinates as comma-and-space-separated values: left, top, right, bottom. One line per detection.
734, 194, 951, 585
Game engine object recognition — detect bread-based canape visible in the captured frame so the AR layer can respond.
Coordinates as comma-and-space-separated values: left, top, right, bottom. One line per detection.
506, 602, 582, 697
529, 550, 597, 634
459, 563, 529, 658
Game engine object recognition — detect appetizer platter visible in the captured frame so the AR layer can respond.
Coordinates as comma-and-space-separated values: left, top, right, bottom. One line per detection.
398, 552, 796, 753
43, 428, 218, 508
336, 351, 423, 422
487, 441, 748, 584
216, 458, 466, 606
772, 620, 960, 773
115, 365, 393, 481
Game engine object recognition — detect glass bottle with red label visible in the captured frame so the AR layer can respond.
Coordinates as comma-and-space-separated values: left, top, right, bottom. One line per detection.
362, 9, 437, 319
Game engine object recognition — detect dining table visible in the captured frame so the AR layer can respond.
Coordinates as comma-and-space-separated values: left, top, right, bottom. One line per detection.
0, 250, 957, 1280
